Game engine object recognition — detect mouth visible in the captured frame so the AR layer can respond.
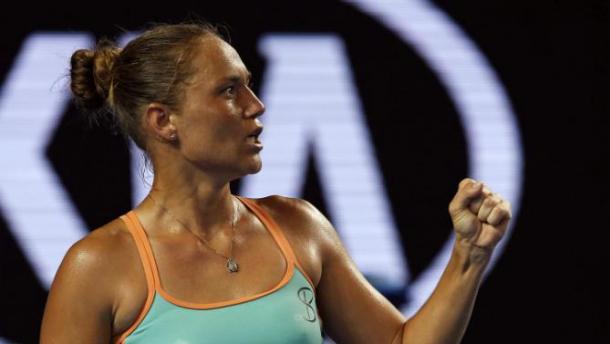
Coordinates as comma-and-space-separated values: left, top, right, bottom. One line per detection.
247, 126, 264, 142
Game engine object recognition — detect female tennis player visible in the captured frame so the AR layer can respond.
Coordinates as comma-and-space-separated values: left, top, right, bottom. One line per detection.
40, 22, 512, 344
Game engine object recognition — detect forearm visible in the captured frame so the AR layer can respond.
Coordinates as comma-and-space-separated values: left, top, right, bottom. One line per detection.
401, 239, 490, 344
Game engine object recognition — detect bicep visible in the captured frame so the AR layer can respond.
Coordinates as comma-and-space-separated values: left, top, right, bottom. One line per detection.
304, 203, 406, 344
40, 238, 114, 343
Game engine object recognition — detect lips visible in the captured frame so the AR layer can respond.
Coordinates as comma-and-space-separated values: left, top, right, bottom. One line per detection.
247, 126, 263, 140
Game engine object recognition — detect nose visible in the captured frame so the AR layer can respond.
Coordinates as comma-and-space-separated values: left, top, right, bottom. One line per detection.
244, 87, 265, 119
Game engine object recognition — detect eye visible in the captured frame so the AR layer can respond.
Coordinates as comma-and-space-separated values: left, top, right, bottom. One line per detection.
224, 85, 236, 97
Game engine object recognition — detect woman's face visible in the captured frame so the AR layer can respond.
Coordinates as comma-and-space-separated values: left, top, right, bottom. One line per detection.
173, 35, 265, 179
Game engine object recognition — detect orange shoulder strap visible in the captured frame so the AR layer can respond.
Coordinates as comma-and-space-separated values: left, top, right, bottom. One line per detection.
236, 196, 315, 288
114, 211, 158, 344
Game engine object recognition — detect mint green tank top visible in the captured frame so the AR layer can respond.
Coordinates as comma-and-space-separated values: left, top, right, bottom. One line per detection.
116, 196, 324, 344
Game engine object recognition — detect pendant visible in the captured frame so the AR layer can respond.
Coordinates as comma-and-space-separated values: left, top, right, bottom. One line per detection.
226, 257, 239, 273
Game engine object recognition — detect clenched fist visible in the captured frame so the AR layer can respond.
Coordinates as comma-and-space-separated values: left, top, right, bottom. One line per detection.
448, 178, 512, 256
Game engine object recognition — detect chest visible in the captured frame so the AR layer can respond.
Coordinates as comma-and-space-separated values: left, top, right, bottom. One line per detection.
112, 215, 322, 338
152, 226, 290, 302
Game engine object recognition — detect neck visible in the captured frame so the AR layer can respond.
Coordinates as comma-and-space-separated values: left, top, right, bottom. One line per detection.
143, 156, 240, 241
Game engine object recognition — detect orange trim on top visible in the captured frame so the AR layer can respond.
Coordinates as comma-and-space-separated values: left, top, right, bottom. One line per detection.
237, 197, 317, 290
123, 196, 300, 310
156, 268, 295, 310
126, 212, 162, 290
113, 213, 157, 344
112, 195, 319, 341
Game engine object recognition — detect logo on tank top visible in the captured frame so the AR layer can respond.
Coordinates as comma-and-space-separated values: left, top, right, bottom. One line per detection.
297, 287, 317, 322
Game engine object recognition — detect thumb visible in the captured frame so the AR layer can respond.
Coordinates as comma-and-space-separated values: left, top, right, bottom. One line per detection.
449, 178, 483, 217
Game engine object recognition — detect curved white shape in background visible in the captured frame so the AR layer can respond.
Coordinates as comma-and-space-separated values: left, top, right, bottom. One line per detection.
0, 33, 92, 287
344, 0, 524, 316
243, 35, 409, 286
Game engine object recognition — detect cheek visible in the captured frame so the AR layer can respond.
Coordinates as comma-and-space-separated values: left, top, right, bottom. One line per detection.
179, 98, 243, 156
209, 114, 241, 144
185, 115, 240, 153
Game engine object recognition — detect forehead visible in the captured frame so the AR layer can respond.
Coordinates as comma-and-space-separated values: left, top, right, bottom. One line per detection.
190, 36, 248, 84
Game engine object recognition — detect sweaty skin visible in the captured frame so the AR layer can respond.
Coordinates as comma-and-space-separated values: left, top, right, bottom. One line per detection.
40, 33, 512, 344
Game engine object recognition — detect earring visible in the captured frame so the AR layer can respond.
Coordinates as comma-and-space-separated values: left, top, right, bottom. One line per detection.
169, 132, 177, 141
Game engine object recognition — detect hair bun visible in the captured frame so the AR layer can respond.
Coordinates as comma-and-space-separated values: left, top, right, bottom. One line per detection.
70, 40, 121, 111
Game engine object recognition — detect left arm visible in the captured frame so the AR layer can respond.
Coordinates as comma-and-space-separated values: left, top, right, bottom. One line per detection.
299, 178, 511, 343
399, 179, 511, 343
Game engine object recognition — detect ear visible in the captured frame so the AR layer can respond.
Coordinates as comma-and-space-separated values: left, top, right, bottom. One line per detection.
144, 102, 177, 142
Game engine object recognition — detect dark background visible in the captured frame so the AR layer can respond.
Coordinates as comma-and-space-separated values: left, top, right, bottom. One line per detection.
0, 0, 605, 342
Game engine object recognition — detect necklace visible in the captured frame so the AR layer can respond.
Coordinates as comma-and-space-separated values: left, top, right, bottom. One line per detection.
147, 194, 241, 273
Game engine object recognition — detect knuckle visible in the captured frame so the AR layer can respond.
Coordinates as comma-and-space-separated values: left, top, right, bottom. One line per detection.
448, 200, 460, 213
459, 178, 474, 189
481, 186, 492, 196
483, 197, 497, 208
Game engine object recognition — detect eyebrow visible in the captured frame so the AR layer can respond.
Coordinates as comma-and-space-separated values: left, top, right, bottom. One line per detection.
219, 70, 252, 84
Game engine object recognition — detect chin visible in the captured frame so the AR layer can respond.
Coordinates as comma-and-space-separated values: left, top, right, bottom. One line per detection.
247, 158, 263, 174
235, 156, 262, 178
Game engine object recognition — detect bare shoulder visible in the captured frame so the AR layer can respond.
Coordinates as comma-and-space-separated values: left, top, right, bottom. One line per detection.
47, 216, 140, 305
41, 216, 143, 342
67, 217, 137, 273
251, 195, 332, 241
66, 216, 146, 309
247, 195, 340, 287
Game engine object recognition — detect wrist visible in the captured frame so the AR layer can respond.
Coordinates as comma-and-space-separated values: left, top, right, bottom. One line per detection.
452, 238, 492, 273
